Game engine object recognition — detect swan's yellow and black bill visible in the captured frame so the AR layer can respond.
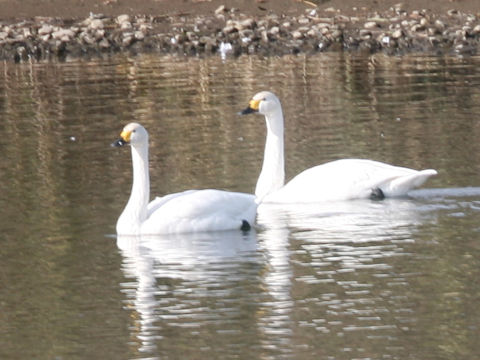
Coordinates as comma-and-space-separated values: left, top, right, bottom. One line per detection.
111, 138, 128, 147
111, 129, 132, 147
239, 99, 260, 115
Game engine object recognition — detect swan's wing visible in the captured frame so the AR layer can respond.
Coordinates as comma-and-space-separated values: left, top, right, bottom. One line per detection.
381, 169, 437, 196
147, 190, 197, 216
264, 159, 437, 203
143, 189, 257, 234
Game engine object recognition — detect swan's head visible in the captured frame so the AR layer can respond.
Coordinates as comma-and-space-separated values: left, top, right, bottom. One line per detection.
111, 122, 148, 147
240, 91, 282, 116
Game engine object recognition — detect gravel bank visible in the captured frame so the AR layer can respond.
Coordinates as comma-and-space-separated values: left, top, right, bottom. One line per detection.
2, 4, 480, 61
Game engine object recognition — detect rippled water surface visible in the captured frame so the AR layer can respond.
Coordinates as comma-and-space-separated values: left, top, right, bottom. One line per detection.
1, 53, 479, 359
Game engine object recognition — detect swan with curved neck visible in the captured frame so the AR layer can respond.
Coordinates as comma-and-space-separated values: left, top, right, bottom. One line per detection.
112, 123, 256, 235
240, 91, 437, 203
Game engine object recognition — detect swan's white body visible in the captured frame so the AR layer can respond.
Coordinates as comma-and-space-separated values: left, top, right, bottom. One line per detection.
262, 158, 437, 203
114, 123, 257, 235
242, 91, 437, 204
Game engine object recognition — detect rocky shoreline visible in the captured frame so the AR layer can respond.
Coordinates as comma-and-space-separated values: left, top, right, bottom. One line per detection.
2, 4, 480, 62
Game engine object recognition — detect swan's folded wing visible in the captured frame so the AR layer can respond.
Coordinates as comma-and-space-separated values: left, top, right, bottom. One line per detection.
147, 190, 198, 217
379, 169, 438, 197
144, 189, 257, 233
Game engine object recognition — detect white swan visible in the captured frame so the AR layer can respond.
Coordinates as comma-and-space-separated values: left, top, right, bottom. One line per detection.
112, 123, 257, 235
240, 91, 438, 203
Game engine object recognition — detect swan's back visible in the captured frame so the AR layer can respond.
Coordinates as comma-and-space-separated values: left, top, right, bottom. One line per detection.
142, 189, 257, 234
263, 159, 437, 203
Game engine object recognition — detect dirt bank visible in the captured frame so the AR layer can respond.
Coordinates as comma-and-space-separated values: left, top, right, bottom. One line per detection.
2, 0, 479, 20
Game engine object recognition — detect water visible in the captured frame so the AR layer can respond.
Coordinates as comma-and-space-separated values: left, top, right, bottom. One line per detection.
0, 53, 479, 359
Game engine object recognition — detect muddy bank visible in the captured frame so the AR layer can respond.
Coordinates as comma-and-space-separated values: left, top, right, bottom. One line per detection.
2, 3, 480, 61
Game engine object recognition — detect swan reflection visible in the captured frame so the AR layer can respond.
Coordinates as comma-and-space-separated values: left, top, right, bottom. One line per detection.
115, 187, 480, 358
117, 230, 259, 354
257, 196, 435, 236
118, 230, 258, 279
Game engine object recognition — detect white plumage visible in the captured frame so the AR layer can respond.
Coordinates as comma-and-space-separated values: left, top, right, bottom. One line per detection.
113, 123, 256, 235
240, 91, 437, 204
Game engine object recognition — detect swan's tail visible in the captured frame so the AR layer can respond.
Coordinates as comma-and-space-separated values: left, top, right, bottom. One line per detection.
382, 169, 438, 197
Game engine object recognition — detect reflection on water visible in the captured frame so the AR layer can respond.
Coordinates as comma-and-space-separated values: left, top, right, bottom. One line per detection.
116, 190, 480, 359
0, 53, 480, 359
117, 231, 259, 355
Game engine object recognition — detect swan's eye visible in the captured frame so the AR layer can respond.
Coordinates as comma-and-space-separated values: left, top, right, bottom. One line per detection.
133, 129, 136, 133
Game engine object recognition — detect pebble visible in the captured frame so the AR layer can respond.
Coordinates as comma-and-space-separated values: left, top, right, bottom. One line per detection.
261, 30, 268, 42
291, 30, 303, 39
335, 15, 350, 23
38, 24, 53, 35
298, 17, 310, 25
116, 14, 130, 24
331, 30, 342, 40
360, 29, 372, 39
238, 18, 255, 30
82, 33, 95, 45
134, 31, 145, 41
434, 19, 446, 32
222, 25, 236, 34
392, 29, 403, 39
364, 21, 379, 29
306, 29, 318, 37
317, 23, 330, 29
120, 21, 133, 31
269, 26, 280, 36
94, 29, 105, 40
89, 19, 104, 30
52, 29, 75, 41
320, 27, 330, 35
411, 24, 425, 32
122, 33, 133, 46
99, 38, 110, 48
215, 5, 226, 16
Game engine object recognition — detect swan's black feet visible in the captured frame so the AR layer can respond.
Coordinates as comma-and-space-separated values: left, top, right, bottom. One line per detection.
240, 220, 251, 231
370, 187, 385, 200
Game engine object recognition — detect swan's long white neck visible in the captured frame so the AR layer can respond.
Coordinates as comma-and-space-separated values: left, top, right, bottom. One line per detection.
255, 107, 285, 201
117, 142, 150, 234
